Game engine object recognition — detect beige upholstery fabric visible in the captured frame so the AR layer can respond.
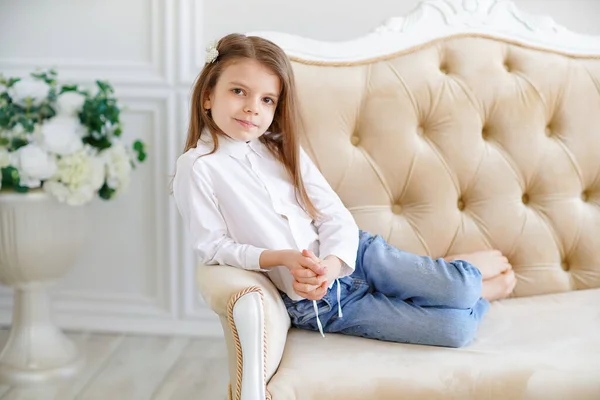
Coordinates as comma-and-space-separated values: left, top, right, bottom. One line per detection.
293, 36, 600, 298
267, 288, 600, 400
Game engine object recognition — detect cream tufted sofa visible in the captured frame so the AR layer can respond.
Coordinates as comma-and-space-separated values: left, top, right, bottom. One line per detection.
196, 1, 600, 399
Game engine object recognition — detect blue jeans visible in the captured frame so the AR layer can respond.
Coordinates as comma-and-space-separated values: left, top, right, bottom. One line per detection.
281, 230, 490, 348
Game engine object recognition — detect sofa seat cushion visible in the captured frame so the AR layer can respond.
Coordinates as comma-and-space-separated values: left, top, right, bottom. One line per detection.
267, 289, 600, 400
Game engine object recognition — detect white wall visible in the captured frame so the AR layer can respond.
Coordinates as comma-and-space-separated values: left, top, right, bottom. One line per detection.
0, 0, 598, 337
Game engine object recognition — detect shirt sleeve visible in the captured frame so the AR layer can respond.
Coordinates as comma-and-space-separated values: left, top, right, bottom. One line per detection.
172, 153, 269, 271
299, 147, 359, 278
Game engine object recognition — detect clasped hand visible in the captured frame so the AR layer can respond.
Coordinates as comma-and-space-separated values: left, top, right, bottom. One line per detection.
282, 249, 340, 301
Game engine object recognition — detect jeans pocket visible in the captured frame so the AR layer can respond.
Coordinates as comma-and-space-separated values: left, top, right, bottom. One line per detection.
286, 296, 332, 326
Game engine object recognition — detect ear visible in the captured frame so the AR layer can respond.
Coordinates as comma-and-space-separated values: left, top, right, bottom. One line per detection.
203, 96, 212, 111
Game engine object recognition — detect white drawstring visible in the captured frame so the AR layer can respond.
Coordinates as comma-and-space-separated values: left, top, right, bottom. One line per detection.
313, 279, 343, 338
313, 300, 325, 337
336, 278, 343, 318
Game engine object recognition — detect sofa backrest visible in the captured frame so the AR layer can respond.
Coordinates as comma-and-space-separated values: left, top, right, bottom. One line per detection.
253, 0, 600, 298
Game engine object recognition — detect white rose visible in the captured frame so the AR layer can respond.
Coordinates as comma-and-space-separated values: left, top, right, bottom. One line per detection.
0, 148, 9, 168
44, 180, 95, 206
56, 92, 86, 117
44, 147, 104, 205
90, 156, 106, 190
53, 148, 94, 187
41, 116, 84, 156
13, 144, 57, 188
8, 79, 50, 107
42, 181, 69, 202
101, 142, 132, 192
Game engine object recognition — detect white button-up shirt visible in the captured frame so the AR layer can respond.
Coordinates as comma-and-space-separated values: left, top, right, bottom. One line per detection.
173, 133, 359, 301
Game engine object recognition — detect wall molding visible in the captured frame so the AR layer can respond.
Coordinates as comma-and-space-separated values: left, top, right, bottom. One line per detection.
0, 0, 173, 85
178, 0, 205, 84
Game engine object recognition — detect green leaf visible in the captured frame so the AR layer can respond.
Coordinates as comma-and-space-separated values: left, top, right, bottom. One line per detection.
137, 151, 147, 162
133, 140, 144, 151
31, 69, 57, 86
99, 183, 116, 200
39, 103, 56, 119
1, 166, 20, 187
114, 126, 122, 137
17, 116, 35, 133
82, 135, 111, 150
96, 80, 114, 95
0, 137, 9, 146
11, 137, 28, 150
5, 78, 21, 88
13, 184, 29, 193
60, 84, 78, 93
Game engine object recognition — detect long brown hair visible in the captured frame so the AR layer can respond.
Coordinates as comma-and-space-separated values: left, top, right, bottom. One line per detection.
183, 33, 320, 219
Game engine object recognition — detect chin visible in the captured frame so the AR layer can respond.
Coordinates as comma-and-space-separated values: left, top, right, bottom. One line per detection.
242, 129, 265, 140
227, 130, 259, 142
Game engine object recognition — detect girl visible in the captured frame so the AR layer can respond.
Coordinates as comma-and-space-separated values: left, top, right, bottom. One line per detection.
173, 33, 517, 348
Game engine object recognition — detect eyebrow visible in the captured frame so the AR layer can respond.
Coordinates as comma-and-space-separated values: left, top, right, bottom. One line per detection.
229, 81, 279, 99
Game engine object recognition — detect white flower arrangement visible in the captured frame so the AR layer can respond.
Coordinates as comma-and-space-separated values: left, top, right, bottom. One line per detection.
0, 69, 147, 205
205, 41, 219, 64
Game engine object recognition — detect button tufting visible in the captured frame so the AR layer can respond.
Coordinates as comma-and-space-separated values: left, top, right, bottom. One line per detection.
561, 260, 569, 271
457, 198, 465, 211
522, 193, 529, 204
482, 127, 489, 140
440, 64, 448, 74
417, 125, 424, 136
504, 62, 511, 72
350, 135, 360, 146
582, 190, 589, 202
545, 126, 552, 137
392, 204, 402, 215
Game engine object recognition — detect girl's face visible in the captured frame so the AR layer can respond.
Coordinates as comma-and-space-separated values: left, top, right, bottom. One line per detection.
204, 58, 282, 142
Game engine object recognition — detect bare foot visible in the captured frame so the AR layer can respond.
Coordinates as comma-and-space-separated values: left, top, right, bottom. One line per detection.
446, 250, 512, 280
481, 269, 517, 301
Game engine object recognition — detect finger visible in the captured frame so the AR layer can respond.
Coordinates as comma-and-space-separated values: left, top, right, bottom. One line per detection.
295, 274, 327, 286
300, 257, 325, 275
305, 281, 329, 300
302, 249, 320, 263
293, 280, 319, 294
291, 267, 317, 279
295, 288, 323, 301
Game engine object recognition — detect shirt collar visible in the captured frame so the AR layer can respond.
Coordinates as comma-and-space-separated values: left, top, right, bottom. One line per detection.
198, 128, 265, 160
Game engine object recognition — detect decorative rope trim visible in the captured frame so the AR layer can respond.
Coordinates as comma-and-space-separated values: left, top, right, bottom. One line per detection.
226, 286, 272, 400
289, 32, 600, 67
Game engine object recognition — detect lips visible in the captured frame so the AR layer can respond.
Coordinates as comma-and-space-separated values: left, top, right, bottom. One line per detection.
234, 118, 257, 128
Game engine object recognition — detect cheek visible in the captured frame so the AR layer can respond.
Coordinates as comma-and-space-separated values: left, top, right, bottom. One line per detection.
262, 107, 277, 125
213, 95, 238, 113
266, 104, 277, 117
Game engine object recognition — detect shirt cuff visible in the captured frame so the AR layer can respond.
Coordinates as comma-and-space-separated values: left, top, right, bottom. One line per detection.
245, 246, 270, 272
321, 250, 356, 278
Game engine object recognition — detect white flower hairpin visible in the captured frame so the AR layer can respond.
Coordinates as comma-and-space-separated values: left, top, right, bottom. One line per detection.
205, 41, 219, 64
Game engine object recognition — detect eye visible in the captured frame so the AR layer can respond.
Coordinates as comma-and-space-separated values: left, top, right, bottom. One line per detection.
263, 97, 275, 105
232, 88, 245, 95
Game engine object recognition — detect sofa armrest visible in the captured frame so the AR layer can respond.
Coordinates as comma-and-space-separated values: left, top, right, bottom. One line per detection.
196, 264, 291, 399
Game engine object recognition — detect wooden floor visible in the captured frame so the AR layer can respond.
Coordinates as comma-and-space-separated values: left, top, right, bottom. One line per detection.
0, 329, 230, 400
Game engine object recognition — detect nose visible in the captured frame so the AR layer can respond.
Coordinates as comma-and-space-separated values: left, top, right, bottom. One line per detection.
244, 97, 260, 115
